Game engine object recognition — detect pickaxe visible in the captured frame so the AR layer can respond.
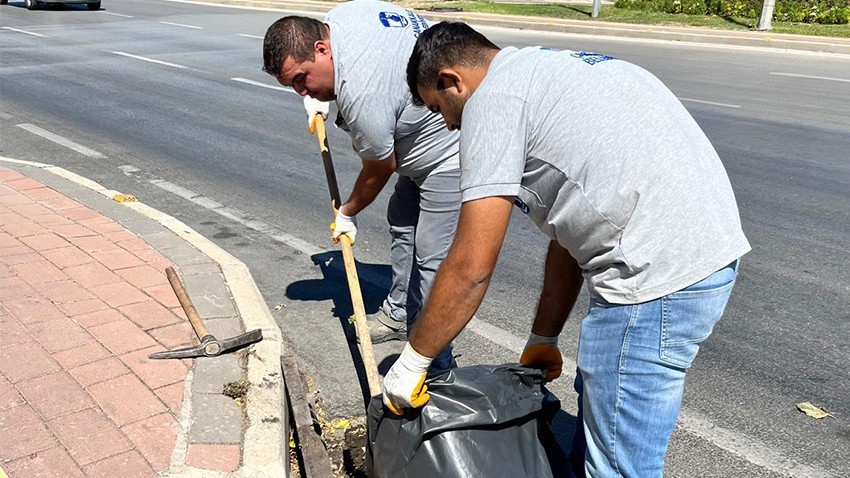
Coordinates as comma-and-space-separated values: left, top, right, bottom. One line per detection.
309, 114, 382, 397
149, 267, 263, 360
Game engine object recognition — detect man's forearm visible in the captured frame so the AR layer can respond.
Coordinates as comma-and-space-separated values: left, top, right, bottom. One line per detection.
341, 156, 396, 215
531, 241, 584, 337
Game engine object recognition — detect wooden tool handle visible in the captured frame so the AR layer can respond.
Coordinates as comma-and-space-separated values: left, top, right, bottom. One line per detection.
313, 115, 382, 397
165, 266, 211, 341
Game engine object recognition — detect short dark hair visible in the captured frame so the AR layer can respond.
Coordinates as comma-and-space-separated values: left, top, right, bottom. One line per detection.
263, 16, 328, 76
406, 22, 499, 106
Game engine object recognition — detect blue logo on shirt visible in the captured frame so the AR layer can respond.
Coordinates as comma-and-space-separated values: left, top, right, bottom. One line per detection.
379, 12, 408, 28
571, 51, 616, 65
514, 197, 530, 214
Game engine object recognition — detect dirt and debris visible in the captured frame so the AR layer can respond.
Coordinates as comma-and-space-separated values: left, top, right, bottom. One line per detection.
223, 379, 250, 401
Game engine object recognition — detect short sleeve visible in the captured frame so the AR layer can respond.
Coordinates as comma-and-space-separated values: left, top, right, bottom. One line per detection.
338, 91, 398, 161
459, 93, 529, 202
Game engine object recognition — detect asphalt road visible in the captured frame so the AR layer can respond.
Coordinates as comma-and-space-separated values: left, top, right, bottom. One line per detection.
1, 1, 848, 476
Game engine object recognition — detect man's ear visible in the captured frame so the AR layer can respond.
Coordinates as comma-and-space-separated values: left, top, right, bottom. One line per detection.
314, 39, 331, 58
437, 68, 464, 94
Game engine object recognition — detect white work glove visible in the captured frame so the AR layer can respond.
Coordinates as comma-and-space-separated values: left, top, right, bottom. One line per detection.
382, 342, 433, 415
303, 96, 330, 132
519, 332, 562, 382
330, 209, 357, 245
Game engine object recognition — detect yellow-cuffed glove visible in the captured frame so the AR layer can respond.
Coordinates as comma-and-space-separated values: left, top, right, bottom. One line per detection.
382, 342, 433, 415
520, 333, 562, 382
329, 209, 356, 245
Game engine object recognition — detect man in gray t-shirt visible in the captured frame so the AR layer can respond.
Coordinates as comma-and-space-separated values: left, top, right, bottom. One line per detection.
262, 1, 459, 370
383, 23, 751, 476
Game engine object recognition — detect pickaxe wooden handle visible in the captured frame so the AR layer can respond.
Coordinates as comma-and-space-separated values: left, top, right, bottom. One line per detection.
310, 114, 382, 398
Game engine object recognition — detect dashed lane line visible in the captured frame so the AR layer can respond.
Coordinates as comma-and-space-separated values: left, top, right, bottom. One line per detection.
231, 77, 298, 95
158, 21, 203, 29
237, 34, 264, 39
16, 124, 105, 159
1, 27, 45, 38
770, 72, 850, 83
99, 11, 134, 18
678, 97, 741, 108
111, 51, 187, 69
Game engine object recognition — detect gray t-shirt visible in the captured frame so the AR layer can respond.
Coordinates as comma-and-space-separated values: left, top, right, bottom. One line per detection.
461, 47, 751, 304
325, 0, 459, 182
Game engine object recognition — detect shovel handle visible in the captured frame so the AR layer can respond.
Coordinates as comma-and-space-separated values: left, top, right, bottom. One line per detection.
311, 115, 382, 398
166, 266, 212, 341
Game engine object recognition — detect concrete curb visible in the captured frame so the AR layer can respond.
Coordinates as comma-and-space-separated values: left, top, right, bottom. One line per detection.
166, 0, 850, 55
0, 157, 288, 478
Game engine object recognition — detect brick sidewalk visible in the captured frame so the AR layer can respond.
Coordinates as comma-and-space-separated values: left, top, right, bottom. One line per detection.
0, 167, 244, 477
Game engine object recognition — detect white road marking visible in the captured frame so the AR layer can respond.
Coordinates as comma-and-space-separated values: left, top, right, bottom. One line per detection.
678, 97, 741, 108
111, 51, 187, 69
1, 27, 45, 38
158, 21, 202, 29
231, 77, 298, 95
770, 72, 850, 83
237, 34, 264, 39
119, 165, 141, 176
17, 124, 106, 159
134, 166, 831, 478
99, 11, 134, 18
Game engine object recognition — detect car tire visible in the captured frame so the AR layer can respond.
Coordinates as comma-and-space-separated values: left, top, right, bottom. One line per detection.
0, 0, 8, 6
87, 1, 100, 9
25, 0, 39, 10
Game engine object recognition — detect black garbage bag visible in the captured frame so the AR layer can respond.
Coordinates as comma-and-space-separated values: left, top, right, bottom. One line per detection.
366, 364, 571, 478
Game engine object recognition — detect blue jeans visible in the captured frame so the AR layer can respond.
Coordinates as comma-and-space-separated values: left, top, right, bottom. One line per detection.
571, 261, 739, 477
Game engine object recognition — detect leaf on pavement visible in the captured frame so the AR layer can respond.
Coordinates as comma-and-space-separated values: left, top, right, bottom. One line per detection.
796, 402, 833, 419
333, 418, 351, 429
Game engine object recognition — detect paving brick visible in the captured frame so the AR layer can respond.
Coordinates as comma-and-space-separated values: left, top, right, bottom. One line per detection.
91, 248, 145, 271
53, 342, 112, 370
0, 375, 25, 411
2, 295, 65, 325
48, 223, 97, 239
0, 312, 33, 348
84, 450, 158, 478
68, 235, 121, 254
26, 317, 96, 353
79, 218, 124, 234
144, 283, 181, 309
0, 276, 38, 300
154, 381, 186, 415
0, 262, 12, 278
59, 298, 109, 317
0, 249, 41, 265
21, 186, 62, 202
0, 193, 31, 206
87, 374, 166, 426
12, 259, 67, 284
2, 219, 48, 238
148, 322, 194, 349
43, 196, 81, 211
186, 443, 241, 472
18, 371, 95, 420
188, 394, 243, 444
0, 341, 61, 383
31, 213, 74, 226
117, 239, 150, 253
0, 232, 23, 249
116, 265, 167, 290
104, 230, 138, 244
90, 282, 149, 308
48, 408, 132, 465
88, 320, 157, 355
4, 446, 86, 478
72, 307, 126, 328
192, 354, 244, 395
40, 246, 95, 269
64, 262, 120, 289
0, 169, 26, 181
119, 300, 181, 330
5, 178, 44, 192
19, 233, 71, 252
122, 412, 180, 472
131, 245, 170, 264
60, 206, 100, 221
0, 405, 57, 461
9, 205, 53, 223
0, 212, 25, 226
69, 357, 130, 387
119, 346, 188, 390
34, 280, 95, 304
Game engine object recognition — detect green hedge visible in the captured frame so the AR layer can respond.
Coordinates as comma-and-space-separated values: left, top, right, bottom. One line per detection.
614, 0, 850, 24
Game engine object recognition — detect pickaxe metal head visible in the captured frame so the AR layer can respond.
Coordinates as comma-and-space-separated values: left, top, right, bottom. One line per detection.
149, 329, 263, 360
